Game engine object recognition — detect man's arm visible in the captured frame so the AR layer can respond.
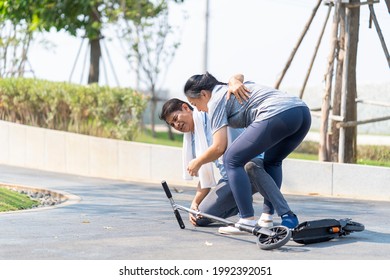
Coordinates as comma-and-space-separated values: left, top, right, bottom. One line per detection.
187, 126, 228, 177
189, 183, 210, 225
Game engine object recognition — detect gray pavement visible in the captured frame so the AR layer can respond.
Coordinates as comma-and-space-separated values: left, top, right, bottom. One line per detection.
0, 164, 389, 260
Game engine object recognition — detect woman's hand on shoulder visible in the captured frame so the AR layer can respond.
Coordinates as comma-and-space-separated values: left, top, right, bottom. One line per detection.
227, 74, 250, 104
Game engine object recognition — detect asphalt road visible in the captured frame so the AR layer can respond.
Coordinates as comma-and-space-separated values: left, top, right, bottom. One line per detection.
0, 164, 389, 260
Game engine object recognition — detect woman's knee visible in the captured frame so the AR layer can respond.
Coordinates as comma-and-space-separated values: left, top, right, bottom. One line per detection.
223, 152, 238, 169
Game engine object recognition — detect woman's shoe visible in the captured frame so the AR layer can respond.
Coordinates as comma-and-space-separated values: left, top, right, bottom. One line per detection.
281, 212, 299, 229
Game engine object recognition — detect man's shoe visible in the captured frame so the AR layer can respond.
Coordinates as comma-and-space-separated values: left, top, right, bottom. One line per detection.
258, 213, 273, 228
281, 212, 299, 229
218, 218, 257, 235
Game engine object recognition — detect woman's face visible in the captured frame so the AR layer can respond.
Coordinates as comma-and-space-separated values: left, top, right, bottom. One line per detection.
187, 90, 210, 112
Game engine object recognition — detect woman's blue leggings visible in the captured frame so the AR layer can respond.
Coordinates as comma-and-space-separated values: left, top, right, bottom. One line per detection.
223, 106, 311, 218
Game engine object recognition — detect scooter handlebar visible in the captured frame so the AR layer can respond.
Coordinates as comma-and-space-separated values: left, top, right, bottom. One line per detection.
161, 180, 185, 229
174, 209, 185, 229
161, 180, 172, 198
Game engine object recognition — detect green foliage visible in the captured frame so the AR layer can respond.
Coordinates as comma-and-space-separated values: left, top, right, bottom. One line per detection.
357, 145, 390, 167
0, 20, 33, 78
122, 5, 180, 90
0, 0, 168, 39
0, 78, 148, 140
294, 141, 320, 155
0, 1, 183, 83
0, 187, 39, 212
294, 140, 390, 167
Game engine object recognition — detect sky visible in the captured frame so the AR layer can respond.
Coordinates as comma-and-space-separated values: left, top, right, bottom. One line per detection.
27, 0, 390, 99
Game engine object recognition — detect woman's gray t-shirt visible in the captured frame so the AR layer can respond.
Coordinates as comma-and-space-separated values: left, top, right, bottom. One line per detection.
208, 82, 307, 134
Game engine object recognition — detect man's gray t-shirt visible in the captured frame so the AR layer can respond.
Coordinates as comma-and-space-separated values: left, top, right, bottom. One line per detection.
208, 82, 307, 134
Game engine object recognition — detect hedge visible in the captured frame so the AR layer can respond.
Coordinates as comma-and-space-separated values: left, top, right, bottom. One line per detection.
0, 78, 148, 141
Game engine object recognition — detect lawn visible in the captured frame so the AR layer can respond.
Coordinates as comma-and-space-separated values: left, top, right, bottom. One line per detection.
0, 187, 39, 212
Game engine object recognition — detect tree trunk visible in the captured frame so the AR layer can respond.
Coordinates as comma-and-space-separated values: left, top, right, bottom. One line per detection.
344, 0, 359, 163
88, 38, 101, 84
167, 125, 175, 141
319, 0, 341, 162
88, 5, 101, 85
150, 88, 157, 138
330, 5, 346, 162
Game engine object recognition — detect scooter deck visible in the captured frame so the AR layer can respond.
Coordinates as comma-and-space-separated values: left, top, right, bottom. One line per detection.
292, 218, 364, 244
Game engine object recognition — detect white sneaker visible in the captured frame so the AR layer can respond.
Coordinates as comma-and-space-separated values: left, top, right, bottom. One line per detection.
258, 213, 273, 228
218, 218, 257, 235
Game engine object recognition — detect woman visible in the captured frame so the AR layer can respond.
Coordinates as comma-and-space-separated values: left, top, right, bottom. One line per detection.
184, 72, 311, 230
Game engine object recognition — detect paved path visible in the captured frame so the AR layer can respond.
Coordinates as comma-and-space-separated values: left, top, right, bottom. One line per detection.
0, 164, 389, 260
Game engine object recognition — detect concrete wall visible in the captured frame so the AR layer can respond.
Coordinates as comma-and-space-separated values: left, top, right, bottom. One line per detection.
1, 120, 389, 201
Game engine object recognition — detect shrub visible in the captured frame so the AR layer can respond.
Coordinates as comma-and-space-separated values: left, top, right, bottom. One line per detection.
0, 78, 148, 140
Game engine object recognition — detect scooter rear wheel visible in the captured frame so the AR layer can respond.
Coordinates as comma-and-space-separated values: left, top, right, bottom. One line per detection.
256, 226, 291, 250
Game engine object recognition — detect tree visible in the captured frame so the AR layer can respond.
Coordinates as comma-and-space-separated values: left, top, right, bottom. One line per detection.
0, 20, 33, 78
119, 1, 182, 138
0, 0, 169, 84
320, 0, 360, 163
0, 1, 36, 77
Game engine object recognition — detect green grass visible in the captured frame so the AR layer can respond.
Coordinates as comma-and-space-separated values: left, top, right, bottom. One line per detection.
0, 187, 39, 212
133, 128, 183, 147
287, 153, 390, 167
287, 152, 318, 161
134, 128, 389, 167
356, 158, 390, 168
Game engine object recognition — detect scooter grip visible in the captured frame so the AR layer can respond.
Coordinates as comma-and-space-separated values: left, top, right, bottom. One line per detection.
161, 180, 172, 198
174, 209, 186, 229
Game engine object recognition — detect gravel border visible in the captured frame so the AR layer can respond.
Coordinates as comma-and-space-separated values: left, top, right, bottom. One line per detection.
15, 188, 64, 207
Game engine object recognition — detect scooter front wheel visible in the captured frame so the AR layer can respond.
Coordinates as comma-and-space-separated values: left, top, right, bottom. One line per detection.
256, 226, 291, 250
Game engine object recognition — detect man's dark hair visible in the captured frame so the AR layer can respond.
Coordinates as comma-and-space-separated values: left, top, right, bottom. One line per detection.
159, 98, 193, 123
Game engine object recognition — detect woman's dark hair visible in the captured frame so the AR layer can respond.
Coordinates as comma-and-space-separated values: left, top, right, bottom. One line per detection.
183, 72, 226, 99
159, 98, 193, 123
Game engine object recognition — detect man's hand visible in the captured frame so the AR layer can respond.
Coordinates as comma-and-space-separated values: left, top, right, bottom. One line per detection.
189, 186, 209, 226
189, 203, 199, 225
187, 158, 200, 177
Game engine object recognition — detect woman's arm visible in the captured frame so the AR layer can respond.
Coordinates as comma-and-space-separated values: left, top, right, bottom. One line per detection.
187, 126, 228, 176
227, 73, 250, 103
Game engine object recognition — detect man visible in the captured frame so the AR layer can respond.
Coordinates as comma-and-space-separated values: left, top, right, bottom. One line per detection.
159, 96, 274, 232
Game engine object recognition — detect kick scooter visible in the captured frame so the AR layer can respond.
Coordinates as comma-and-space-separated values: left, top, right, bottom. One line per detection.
162, 180, 365, 249
161, 180, 291, 250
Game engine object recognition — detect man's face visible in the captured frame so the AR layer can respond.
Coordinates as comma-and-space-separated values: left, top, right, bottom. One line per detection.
165, 104, 194, 133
